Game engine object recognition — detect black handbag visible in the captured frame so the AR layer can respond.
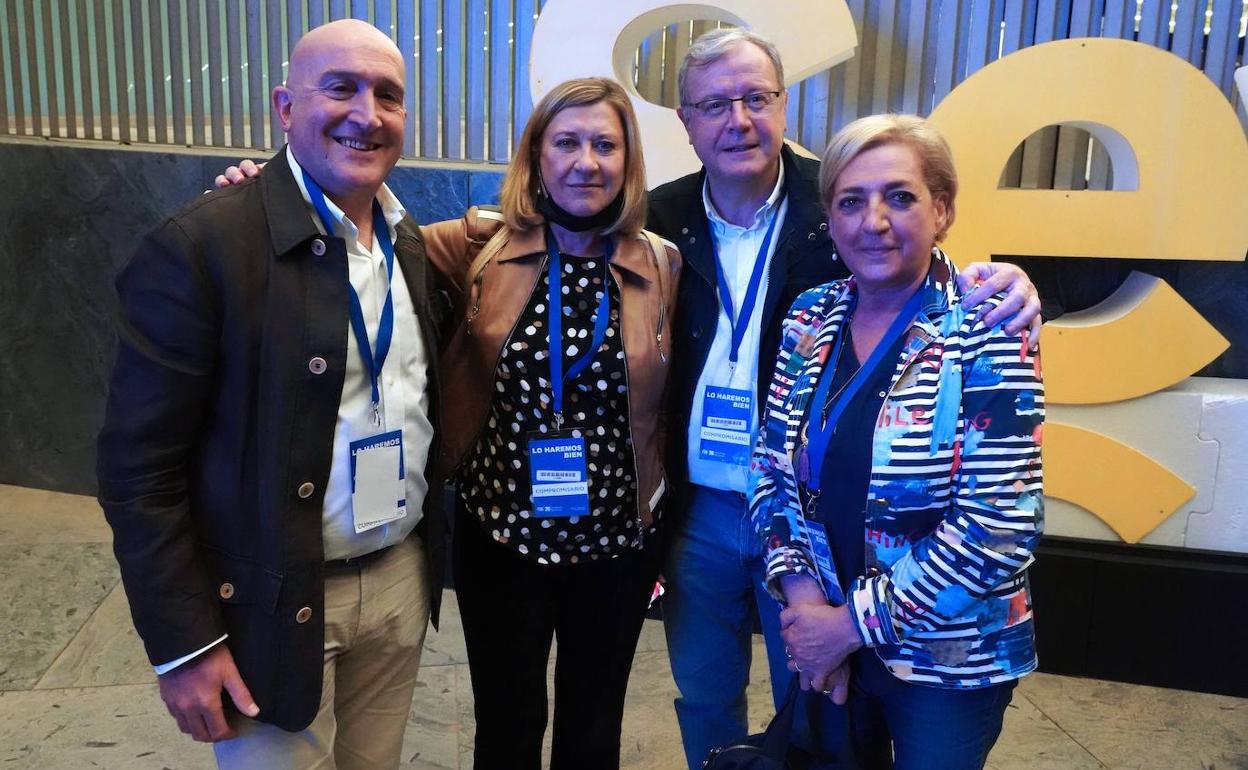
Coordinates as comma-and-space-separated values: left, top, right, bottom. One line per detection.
702, 676, 841, 769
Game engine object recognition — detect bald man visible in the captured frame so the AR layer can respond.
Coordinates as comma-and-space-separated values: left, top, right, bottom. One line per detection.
98, 19, 447, 768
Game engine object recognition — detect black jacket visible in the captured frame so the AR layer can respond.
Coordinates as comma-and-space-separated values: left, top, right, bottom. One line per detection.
645, 145, 846, 522
97, 149, 446, 731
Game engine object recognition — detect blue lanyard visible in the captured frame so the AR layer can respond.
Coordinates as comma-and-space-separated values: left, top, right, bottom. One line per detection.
710, 197, 784, 370
545, 228, 613, 428
803, 286, 926, 495
301, 168, 395, 425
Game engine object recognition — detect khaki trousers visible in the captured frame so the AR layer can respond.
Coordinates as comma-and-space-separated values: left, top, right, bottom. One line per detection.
214, 534, 430, 770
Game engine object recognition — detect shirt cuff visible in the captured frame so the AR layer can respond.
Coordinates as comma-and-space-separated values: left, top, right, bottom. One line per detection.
764, 545, 821, 604
153, 635, 229, 676
849, 576, 899, 648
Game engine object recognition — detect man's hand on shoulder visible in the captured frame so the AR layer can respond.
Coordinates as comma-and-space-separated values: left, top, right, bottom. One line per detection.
214, 159, 265, 189
956, 261, 1042, 348
158, 643, 259, 742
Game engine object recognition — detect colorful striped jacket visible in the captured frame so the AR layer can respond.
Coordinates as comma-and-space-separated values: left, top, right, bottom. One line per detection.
750, 249, 1044, 688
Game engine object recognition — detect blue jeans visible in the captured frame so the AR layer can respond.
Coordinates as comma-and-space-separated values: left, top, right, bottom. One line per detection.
663, 485, 848, 769
836, 651, 1016, 770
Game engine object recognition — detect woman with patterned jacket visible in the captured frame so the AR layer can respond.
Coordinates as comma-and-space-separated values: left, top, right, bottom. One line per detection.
749, 114, 1044, 769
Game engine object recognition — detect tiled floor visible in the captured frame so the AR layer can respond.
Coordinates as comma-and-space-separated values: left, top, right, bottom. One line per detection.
1, 483, 1244, 769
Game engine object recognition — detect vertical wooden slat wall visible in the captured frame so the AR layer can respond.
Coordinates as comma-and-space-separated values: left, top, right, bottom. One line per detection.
397, 0, 417, 157
149, 0, 169, 143
111, 0, 130, 143
205, 0, 223, 147
2, 0, 1245, 175
443, 0, 465, 159
832, 0, 868, 136
224, 0, 243, 147
308, 0, 325, 28
9, 3, 27, 135
1208, 0, 1243, 92
264, 0, 284, 149
130, 0, 149, 142
419, 0, 440, 157
635, 29, 663, 107
0, 6, 10, 135
465, 0, 486, 160
487, 0, 512, 162
41, 0, 62, 137
661, 22, 691, 109
244, 0, 264, 148
168, 0, 187, 146
188, 1, 205, 146
86, 2, 100, 137
58, 0, 76, 138
1172, 1, 1206, 65
512, 0, 537, 145
24, 0, 43, 138
900, 0, 931, 116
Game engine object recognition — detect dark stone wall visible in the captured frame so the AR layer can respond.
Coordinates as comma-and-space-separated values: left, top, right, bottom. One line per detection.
0, 141, 503, 495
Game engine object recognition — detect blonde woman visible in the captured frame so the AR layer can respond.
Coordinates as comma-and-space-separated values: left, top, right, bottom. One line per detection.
423, 77, 679, 770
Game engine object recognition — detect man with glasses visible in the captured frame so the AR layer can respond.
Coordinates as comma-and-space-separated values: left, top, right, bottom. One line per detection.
645, 27, 1041, 768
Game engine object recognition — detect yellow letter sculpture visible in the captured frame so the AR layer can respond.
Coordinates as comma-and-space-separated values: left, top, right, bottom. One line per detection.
930, 39, 1248, 543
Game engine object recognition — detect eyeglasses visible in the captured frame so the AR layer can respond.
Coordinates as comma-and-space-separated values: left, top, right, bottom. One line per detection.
682, 91, 783, 120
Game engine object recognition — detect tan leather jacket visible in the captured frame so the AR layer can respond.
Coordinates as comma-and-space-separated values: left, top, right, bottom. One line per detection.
423, 206, 681, 528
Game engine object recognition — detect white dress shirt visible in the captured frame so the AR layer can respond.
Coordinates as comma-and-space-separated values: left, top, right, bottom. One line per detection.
686, 164, 788, 494
288, 149, 434, 562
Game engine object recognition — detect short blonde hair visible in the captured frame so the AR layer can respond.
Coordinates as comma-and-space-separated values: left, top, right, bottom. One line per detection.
819, 114, 958, 240
499, 77, 647, 237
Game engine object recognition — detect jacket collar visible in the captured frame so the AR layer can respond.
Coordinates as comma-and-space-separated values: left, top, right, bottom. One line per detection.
262, 146, 324, 257
775, 143, 826, 238
837, 247, 960, 338
494, 219, 653, 282
700, 159, 786, 232
265, 146, 407, 258
683, 143, 823, 284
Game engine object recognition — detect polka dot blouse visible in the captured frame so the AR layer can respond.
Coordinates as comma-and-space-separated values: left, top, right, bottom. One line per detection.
458, 252, 640, 565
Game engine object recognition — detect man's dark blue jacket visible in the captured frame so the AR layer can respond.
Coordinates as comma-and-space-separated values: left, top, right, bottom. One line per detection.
97, 150, 448, 731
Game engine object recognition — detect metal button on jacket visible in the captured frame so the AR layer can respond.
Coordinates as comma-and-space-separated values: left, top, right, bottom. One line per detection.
308, 357, 327, 375
295, 607, 313, 624
311, 239, 327, 256
219, 582, 235, 600
297, 482, 315, 499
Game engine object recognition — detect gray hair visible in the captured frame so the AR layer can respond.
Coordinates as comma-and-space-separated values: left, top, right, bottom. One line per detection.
677, 28, 785, 105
